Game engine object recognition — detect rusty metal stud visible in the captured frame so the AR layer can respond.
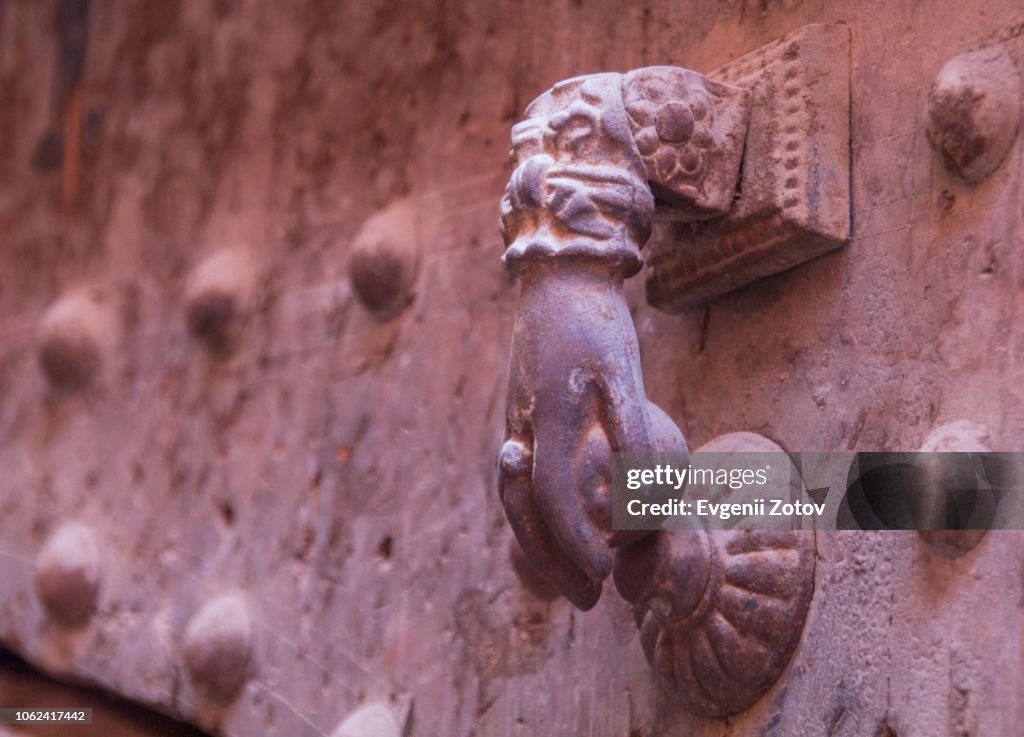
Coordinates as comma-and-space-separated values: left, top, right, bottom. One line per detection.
37, 289, 113, 391
35, 523, 101, 627
349, 200, 419, 322
926, 45, 1022, 184
331, 704, 401, 737
184, 249, 257, 359
916, 421, 995, 558
182, 594, 253, 703
613, 433, 815, 717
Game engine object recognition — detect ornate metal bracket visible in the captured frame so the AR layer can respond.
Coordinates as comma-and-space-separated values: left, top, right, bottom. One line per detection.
646, 23, 851, 311
497, 24, 847, 718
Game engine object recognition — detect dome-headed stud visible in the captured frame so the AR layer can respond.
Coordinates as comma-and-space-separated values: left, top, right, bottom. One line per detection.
35, 523, 101, 627
182, 594, 252, 703
926, 45, 1022, 184
184, 250, 256, 359
331, 704, 400, 737
916, 421, 995, 558
37, 290, 113, 391
348, 201, 418, 322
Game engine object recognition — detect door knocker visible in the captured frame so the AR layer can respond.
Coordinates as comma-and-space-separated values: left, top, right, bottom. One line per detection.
497, 24, 850, 717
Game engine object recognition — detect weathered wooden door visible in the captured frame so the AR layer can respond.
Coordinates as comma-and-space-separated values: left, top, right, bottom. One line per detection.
1, 2, 1022, 736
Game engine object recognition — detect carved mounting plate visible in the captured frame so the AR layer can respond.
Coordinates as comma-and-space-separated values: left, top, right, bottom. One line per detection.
645, 23, 851, 312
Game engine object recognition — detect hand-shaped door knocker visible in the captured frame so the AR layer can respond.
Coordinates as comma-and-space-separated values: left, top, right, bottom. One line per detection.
497, 68, 815, 717
497, 69, 749, 609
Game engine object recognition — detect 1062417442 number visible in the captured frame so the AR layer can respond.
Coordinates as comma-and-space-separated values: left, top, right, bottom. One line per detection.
0, 708, 92, 724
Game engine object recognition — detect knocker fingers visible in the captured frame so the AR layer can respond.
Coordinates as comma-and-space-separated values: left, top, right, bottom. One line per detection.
526, 366, 631, 590
498, 438, 603, 610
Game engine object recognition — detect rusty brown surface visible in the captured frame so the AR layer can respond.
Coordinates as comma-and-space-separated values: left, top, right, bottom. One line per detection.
1, 2, 1024, 737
